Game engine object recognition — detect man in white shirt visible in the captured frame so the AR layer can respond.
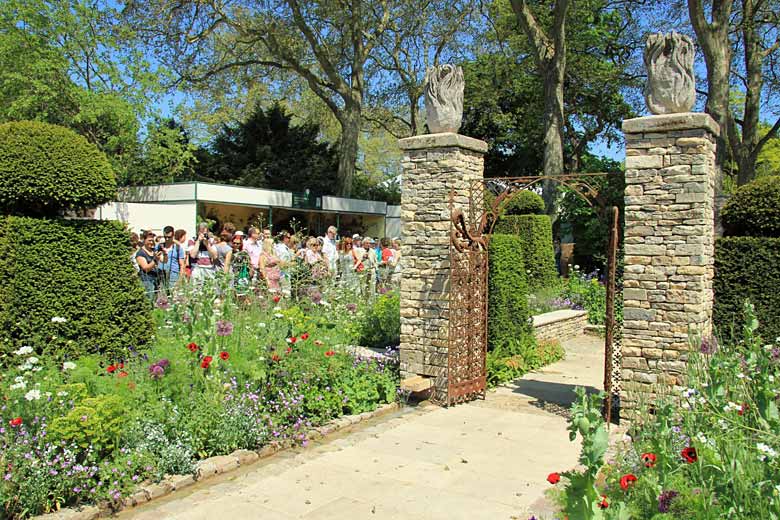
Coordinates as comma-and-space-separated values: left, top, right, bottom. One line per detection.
321, 225, 338, 272
274, 231, 293, 262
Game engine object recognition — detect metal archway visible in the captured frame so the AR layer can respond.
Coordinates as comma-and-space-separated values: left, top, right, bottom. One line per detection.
447, 174, 621, 424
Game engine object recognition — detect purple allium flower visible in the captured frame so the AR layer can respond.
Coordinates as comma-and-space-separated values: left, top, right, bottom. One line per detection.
771, 347, 780, 363
149, 364, 164, 379
700, 336, 718, 355
155, 296, 170, 310
181, 313, 191, 323
308, 289, 322, 304
156, 358, 170, 368
658, 490, 679, 513
378, 286, 389, 295
216, 320, 234, 336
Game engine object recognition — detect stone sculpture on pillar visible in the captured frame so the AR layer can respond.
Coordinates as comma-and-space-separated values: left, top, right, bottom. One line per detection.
424, 64, 464, 133
644, 31, 696, 114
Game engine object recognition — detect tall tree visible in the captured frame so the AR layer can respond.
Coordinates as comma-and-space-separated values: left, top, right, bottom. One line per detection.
196, 102, 338, 194
688, 0, 780, 185
126, 0, 399, 197
508, 0, 570, 209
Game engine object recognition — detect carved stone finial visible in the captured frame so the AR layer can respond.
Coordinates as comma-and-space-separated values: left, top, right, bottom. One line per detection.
644, 31, 696, 115
424, 64, 464, 134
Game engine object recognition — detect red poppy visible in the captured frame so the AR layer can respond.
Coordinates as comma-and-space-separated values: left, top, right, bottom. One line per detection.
619, 474, 637, 491
219, 351, 229, 361
106, 364, 117, 373
301, 332, 309, 340
118, 363, 124, 369
641, 452, 657, 468
738, 403, 748, 416
271, 353, 281, 362
273, 295, 281, 303
289, 336, 297, 344
9, 417, 22, 427
187, 342, 198, 352
547, 472, 561, 485
598, 495, 609, 509
681, 447, 697, 464
286, 347, 292, 354
201, 355, 213, 369
117, 371, 129, 378
325, 350, 335, 357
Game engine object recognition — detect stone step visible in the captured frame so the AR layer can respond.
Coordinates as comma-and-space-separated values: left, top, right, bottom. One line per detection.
400, 375, 434, 393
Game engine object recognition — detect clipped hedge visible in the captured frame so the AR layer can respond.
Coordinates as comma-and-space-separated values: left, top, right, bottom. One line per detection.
504, 190, 545, 215
0, 121, 116, 216
714, 237, 780, 340
488, 234, 534, 351
721, 176, 780, 237
0, 216, 154, 361
494, 214, 558, 290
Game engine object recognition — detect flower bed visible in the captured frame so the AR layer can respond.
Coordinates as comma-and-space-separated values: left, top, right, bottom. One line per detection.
539, 303, 780, 519
1, 279, 400, 519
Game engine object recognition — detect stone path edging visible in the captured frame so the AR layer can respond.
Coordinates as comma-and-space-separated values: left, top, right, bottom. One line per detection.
31, 401, 402, 520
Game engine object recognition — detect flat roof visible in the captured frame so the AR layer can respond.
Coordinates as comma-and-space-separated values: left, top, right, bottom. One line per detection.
118, 182, 400, 216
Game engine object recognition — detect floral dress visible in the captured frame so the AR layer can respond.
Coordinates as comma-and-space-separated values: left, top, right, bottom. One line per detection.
261, 251, 282, 291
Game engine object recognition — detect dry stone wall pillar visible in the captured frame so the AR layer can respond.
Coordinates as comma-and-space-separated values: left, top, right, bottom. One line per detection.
620, 112, 719, 413
398, 133, 487, 401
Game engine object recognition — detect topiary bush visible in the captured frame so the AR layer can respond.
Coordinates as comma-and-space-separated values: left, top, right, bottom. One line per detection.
488, 234, 534, 352
0, 216, 154, 361
714, 236, 780, 340
494, 214, 559, 290
0, 121, 116, 216
721, 176, 780, 237
503, 190, 545, 215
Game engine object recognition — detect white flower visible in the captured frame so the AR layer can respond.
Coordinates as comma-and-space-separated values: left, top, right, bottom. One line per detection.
273, 306, 282, 312
724, 402, 741, 413
14, 376, 25, 383
574, 264, 580, 270
274, 313, 284, 319
14, 346, 33, 356
51, 316, 67, 323
696, 433, 708, 444
717, 419, 729, 430
62, 361, 77, 371
10, 382, 27, 391
27, 357, 39, 365
258, 323, 267, 328
682, 388, 697, 398
757, 443, 778, 461
57, 391, 69, 397
681, 401, 690, 409
32, 366, 42, 372
737, 373, 745, 379
24, 389, 42, 401
770, 375, 775, 383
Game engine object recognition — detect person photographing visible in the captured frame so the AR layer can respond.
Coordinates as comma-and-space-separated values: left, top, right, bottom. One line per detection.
135, 230, 167, 301
188, 222, 218, 285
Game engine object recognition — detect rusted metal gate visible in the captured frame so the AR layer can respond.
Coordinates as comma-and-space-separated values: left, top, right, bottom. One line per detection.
448, 174, 621, 419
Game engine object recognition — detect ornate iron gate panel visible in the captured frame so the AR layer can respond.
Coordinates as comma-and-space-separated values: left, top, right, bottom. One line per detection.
447, 190, 488, 405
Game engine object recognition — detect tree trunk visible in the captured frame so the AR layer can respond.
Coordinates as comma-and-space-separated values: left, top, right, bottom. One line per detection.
541, 56, 566, 213
337, 105, 361, 197
409, 93, 419, 136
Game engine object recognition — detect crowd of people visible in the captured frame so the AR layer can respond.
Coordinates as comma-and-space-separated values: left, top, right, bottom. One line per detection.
130, 223, 402, 301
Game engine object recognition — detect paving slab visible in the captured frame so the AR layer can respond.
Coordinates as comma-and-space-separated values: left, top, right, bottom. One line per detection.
120, 335, 604, 520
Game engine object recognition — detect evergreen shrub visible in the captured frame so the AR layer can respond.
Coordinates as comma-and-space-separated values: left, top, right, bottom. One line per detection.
503, 190, 545, 215
721, 176, 780, 237
358, 291, 400, 348
0, 216, 153, 360
0, 121, 116, 215
494, 214, 558, 290
488, 234, 534, 352
714, 236, 780, 340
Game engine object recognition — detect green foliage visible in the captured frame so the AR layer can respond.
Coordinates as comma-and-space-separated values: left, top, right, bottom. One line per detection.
488, 234, 533, 352
195, 101, 339, 194
0, 121, 116, 215
0, 216, 153, 360
487, 337, 566, 387
503, 190, 545, 215
358, 291, 401, 348
494, 215, 559, 290
48, 395, 124, 454
721, 176, 780, 237
588, 305, 780, 518
558, 166, 625, 272
562, 267, 608, 325
714, 236, 780, 340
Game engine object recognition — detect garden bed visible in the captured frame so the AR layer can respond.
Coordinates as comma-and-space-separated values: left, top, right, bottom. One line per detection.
1, 279, 401, 519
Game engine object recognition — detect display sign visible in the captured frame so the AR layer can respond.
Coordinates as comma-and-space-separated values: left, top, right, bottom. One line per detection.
291, 190, 322, 210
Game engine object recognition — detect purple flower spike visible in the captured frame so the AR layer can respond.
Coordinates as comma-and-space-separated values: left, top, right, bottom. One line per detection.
700, 336, 718, 355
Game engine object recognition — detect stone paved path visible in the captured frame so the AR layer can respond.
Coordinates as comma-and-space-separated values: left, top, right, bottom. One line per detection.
122, 335, 604, 520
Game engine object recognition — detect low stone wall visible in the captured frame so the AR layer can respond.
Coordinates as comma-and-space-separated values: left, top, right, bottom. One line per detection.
533, 309, 589, 343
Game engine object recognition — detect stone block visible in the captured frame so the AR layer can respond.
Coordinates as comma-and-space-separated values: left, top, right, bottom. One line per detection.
231, 449, 260, 466
625, 155, 664, 169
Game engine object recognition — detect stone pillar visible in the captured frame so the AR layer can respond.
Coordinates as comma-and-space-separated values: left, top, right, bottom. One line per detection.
620, 112, 719, 413
398, 133, 487, 400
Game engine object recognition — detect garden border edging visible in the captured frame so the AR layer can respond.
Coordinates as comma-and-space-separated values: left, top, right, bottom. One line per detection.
31, 401, 402, 520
